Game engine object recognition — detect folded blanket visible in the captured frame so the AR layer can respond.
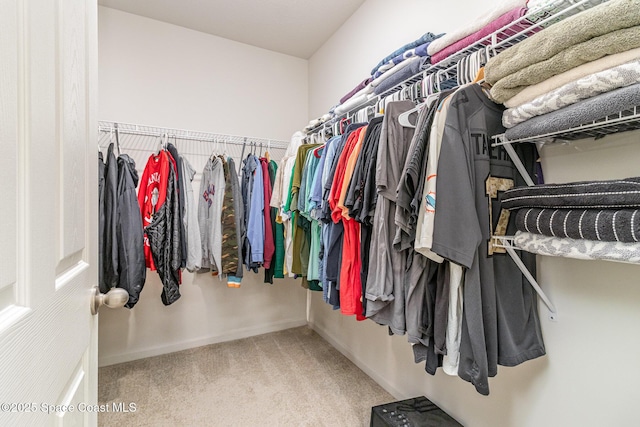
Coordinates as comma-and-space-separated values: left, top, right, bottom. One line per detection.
514, 230, 640, 263
503, 59, 640, 127
371, 32, 442, 75
504, 47, 640, 108
340, 77, 373, 105
490, 25, 640, 103
374, 57, 430, 95
431, 8, 530, 65
427, 0, 529, 56
371, 56, 422, 88
516, 207, 640, 242
334, 89, 374, 115
375, 40, 436, 77
502, 177, 640, 210
485, 0, 640, 84
504, 83, 640, 140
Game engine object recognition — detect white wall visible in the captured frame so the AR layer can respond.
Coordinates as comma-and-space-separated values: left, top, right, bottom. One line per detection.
97, 6, 308, 366
307, 1, 640, 426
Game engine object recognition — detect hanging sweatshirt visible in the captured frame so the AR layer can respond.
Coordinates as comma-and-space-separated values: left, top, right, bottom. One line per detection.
138, 150, 172, 271
198, 157, 225, 273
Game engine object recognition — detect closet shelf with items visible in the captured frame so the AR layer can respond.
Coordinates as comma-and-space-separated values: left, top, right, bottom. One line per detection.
305, 0, 608, 136
480, 0, 640, 274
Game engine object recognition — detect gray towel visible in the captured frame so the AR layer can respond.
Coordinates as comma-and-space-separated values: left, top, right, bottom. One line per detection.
490, 26, 640, 103
503, 59, 640, 127
504, 83, 640, 140
485, 0, 640, 84
501, 176, 640, 210
514, 230, 640, 263
516, 208, 640, 242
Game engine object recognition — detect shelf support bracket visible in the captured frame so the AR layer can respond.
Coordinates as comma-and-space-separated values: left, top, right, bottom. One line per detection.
493, 236, 558, 320
493, 136, 536, 186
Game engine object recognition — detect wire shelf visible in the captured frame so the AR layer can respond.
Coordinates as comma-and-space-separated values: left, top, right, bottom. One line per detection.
493, 106, 640, 146
306, 0, 609, 135
98, 121, 290, 178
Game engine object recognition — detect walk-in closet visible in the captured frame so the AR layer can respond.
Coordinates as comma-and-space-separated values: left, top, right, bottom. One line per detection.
2, 0, 639, 426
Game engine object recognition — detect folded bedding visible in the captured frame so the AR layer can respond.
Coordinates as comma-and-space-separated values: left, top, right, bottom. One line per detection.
515, 207, 640, 242
340, 77, 373, 105
485, 0, 640, 84
501, 176, 640, 210
503, 59, 640, 127
514, 231, 640, 263
427, 0, 529, 56
371, 32, 441, 75
374, 41, 435, 78
490, 25, 640, 103
503, 47, 640, 108
430, 7, 531, 65
374, 57, 430, 95
503, 83, 640, 140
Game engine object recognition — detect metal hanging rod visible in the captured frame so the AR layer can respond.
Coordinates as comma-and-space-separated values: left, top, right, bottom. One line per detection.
98, 121, 290, 149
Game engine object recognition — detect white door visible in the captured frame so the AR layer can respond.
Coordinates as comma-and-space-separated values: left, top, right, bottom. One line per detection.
0, 0, 99, 425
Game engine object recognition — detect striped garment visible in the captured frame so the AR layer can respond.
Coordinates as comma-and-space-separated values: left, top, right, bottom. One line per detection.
501, 177, 640, 210
515, 208, 640, 242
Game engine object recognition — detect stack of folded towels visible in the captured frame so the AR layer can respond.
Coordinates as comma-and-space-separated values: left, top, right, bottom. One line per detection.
501, 177, 640, 263
484, 0, 640, 141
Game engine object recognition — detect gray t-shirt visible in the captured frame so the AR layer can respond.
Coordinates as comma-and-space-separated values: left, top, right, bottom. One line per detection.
431, 85, 545, 396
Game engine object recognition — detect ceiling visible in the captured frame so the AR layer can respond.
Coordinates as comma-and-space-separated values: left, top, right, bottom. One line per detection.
98, 0, 366, 59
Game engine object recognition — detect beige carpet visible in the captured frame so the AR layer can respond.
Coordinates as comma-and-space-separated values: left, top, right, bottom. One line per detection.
98, 326, 394, 426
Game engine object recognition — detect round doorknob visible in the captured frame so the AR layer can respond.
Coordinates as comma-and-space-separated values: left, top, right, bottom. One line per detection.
91, 286, 129, 315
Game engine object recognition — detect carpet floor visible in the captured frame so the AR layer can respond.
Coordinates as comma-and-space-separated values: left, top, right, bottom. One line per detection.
98, 326, 394, 426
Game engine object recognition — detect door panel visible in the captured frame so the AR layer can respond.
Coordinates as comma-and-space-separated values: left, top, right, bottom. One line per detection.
0, 0, 98, 425
0, 0, 19, 312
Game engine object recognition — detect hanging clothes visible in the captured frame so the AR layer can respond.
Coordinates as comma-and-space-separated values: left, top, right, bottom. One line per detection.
115, 153, 147, 308
198, 156, 225, 274
167, 143, 187, 269
227, 157, 245, 286
220, 156, 240, 279
99, 143, 146, 307
180, 156, 202, 272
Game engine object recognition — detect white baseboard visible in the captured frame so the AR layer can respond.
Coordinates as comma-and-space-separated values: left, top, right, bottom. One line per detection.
309, 320, 405, 400
98, 318, 308, 367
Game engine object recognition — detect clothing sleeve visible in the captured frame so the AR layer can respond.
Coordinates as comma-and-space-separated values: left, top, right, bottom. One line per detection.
430, 124, 482, 270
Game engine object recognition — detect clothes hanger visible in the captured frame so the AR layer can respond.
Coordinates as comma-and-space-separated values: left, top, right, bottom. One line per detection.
114, 123, 121, 156
265, 140, 271, 162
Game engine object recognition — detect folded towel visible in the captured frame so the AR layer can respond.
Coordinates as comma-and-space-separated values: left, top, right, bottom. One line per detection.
502, 177, 640, 210
374, 57, 430, 95
334, 89, 374, 116
514, 230, 640, 263
504, 47, 640, 108
516, 207, 640, 242
431, 8, 531, 65
503, 59, 640, 127
371, 32, 442, 75
485, 0, 640, 84
340, 77, 373, 105
490, 25, 640, 103
504, 83, 640, 140
427, 0, 529, 56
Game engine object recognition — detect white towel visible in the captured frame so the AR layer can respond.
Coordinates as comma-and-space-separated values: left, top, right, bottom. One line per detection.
427, 0, 528, 56
503, 47, 640, 108
514, 231, 640, 264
